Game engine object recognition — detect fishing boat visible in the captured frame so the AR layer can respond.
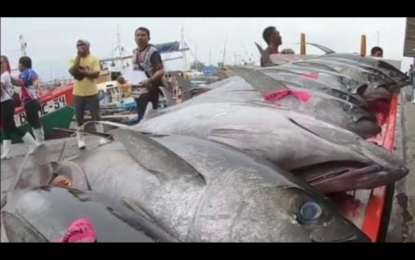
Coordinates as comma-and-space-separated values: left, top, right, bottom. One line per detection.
0, 83, 76, 143
0, 35, 77, 143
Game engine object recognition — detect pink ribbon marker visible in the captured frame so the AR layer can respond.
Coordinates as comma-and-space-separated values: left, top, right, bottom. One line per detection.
264, 89, 311, 103
53, 218, 97, 243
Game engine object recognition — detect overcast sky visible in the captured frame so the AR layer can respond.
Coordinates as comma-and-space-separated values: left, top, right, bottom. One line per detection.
1, 17, 413, 81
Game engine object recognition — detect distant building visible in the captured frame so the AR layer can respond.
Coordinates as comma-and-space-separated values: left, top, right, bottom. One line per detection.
404, 18, 415, 57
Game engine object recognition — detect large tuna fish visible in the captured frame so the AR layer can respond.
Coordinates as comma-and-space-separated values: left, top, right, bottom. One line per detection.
259, 70, 368, 107
259, 65, 368, 96
136, 102, 408, 187
47, 129, 370, 242
223, 68, 380, 138
291, 59, 394, 100
315, 53, 409, 89
148, 76, 380, 139
1, 186, 177, 242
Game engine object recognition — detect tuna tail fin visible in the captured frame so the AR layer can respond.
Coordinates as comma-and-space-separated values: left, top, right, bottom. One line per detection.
112, 128, 206, 186
2, 211, 49, 242
175, 74, 194, 101
1, 148, 32, 210
254, 42, 267, 60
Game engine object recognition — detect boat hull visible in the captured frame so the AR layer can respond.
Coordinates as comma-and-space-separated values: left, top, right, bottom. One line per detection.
0, 84, 75, 144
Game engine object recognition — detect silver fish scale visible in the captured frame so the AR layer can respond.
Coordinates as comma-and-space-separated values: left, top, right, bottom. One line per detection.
192, 171, 309, 242
70, 149, 203, 240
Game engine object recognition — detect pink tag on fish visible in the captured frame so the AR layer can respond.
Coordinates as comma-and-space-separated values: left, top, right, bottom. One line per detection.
53, 218, 97, 243
264, 89, 311, 103
301, 72, 320, 80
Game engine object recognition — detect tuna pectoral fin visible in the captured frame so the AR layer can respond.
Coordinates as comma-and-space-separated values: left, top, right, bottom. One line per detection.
210, 128, 252, 138
121, 198, 179, 242
306, 43, 336, 54
112, 129, 206, 186
53, 127, 114, 139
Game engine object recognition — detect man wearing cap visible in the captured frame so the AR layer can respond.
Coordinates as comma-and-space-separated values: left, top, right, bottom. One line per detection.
68, 40, 107, 149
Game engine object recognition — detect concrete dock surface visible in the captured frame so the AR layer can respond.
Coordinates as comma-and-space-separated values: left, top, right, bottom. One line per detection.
386, 97, 415, 242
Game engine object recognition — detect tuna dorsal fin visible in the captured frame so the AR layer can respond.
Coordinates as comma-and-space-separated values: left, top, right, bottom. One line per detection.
227, 65, 288, 93
112, 129, 206, 186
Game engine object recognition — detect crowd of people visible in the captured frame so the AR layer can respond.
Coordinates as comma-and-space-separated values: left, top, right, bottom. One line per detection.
1, 26, 166, 157
1, 55, 44, 159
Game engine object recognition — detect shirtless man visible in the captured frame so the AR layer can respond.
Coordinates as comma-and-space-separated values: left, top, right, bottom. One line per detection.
260, 26, 295, 67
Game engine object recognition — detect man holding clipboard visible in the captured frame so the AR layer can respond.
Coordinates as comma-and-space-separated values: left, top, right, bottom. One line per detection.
128, 27, 165, 123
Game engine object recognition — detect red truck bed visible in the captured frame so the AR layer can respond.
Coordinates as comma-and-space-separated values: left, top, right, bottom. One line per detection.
332, 94, 399, 242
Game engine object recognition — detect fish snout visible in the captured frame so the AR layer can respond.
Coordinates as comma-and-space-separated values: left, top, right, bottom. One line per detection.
358, 165, 409, 190
310, 218, 371, 243
306, 164, 382, 193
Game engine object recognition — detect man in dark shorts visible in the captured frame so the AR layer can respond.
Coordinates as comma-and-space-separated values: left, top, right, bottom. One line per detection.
131, 27, 166, 123
68, 40, 108, 149
260, 26, 295, 67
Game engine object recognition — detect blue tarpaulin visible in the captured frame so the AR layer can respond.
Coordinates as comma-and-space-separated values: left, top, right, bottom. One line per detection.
101, 41, 189, 62
202, 66, 218, 75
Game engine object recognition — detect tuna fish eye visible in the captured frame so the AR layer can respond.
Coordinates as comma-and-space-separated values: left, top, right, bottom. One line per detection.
340, 77, 350, 86
341, 95, 350, 102
342, 103, 353, 111
298, 201, 323, 223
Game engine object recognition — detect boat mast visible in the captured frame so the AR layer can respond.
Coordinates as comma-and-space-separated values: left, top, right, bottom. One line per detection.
111, 24, 129, 69
181, 26, 188, 70
117, 24, 123, 66
19, 34, 27, 56
222, 37, 227, 65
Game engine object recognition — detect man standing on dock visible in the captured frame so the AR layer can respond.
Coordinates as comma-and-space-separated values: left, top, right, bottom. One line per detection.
131, 27, 165, 123
68, 40, 108, 149
260, 26, 295, 67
